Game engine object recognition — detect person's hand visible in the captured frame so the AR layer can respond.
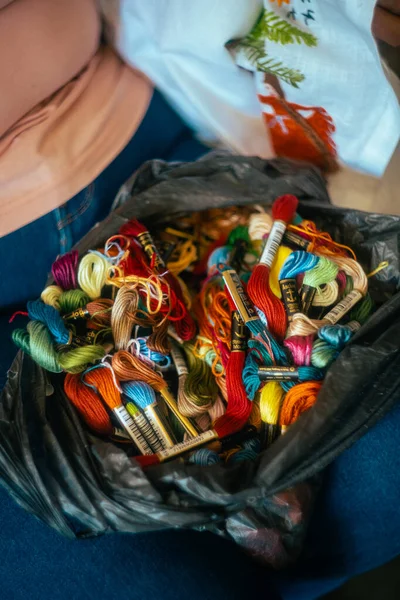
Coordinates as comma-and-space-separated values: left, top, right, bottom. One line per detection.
373, 0, 400, 46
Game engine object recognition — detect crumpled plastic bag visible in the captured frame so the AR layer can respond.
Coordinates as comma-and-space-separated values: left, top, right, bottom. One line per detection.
1, 155, 399, 568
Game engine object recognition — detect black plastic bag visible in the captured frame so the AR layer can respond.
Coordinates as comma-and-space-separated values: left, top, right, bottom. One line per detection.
1, 155, 400, 568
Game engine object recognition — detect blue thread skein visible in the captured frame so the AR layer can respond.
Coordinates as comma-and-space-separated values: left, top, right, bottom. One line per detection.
242, 340, 274, 400
318, 324, 353, 348
207, 246, 231, 273
229, 448, 258, 463
189, 449, 221, 466
279, 250, 320, 280
217, 263, 287, 364
27, 299, 71, 345
136, 338, 171, 370
311, 324, 354, 368
122, 381, 156, 409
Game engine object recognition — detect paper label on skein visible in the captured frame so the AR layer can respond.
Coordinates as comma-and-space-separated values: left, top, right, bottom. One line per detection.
219, 425, 257, 451
324, 290, 363, 325
170, 345, 189, 376
300, 284, 317, 316
167, 327, 184, 344
231, 311, 248, 352
137, 231, 165, 269
72, 330, 97, 347
279, 279, 301, 321
113, 406, 153, 455
259, 220, 286, 267
133, 411, 164, 453
159, 240, 177, 263
144, 405, 175, 448
157, 430, 218, 461
257, 366, 299, 382
112, 427, 132, 440
64, 307, 90, 321
347, 320, 361, 333
283, 230, 310, 251
222, 269, 258, 324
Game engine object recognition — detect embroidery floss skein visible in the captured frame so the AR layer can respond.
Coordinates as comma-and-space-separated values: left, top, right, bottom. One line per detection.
171, 343, 215, 418
57, 345, 106, 374
112, 350, 199, 438
120, 219, 196, 341
27, 300, 72, 345
248, 212, 272, 244
78, 252, 109, 299
279, 251, 320, 321
41, 285, 63, 310
242, 346, 272, 401
311, 322, 360, 368
279, 381, 322, 428
219, 264, 287, 363
167, 240, 197, 276
247, 195, 298, 340
259, 382, 285, 443
257, 365, 324, 383
269, 245, 292, 299
58, 290, 91, 314
300, 256, 339, 315
288, 257, 368, 337
312, 281, 339, 307
51, 250, 79, 290
122, 381, 176, 449
188, 449, 221, 466
64, 373, 113, 435
11, 328, 31, 355
130, 338, 171, 372
64, 298, 113, 328
183, 344, 218, 414
111, 286, 140, 350
213, 309, 252, 437
83, 367, 153, 454
26, 321, 62, 373
284, 335, 314, 366
124, 401, 165, 453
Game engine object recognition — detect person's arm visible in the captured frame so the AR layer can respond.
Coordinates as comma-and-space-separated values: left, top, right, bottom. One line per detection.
0, 0, 100, 137
373, 0, 400, 46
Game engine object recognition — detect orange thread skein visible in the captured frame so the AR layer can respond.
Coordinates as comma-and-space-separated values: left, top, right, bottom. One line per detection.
64, 373, 112, 435
279, 381, 322, 427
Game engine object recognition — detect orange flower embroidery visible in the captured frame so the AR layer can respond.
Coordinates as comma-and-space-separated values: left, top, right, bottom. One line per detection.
259, 86, 338, 172
269, 0, 290, 6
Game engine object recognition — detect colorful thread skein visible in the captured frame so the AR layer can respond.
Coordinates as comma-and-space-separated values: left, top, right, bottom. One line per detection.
11, 198, 377, 467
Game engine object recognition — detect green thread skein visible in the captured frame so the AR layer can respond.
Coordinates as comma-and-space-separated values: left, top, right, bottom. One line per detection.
349, 293, 373, 325
27, 320, 62, 373
12, 328, 31, 356
58, 290, 91, 314
58, 345, 106, 374
183, 344, 218, 409
303, 256, 339, 289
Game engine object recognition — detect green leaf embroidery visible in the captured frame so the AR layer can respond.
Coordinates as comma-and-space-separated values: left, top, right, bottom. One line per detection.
255, 57, 304, 87
262, 10, 318, 47
234, 8, 316, 88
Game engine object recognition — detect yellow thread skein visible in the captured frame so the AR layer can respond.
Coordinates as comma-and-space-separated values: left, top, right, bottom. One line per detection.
41, 285, 63, 309
78, 253, 109, 299
269, 246, 292, 298
260, 382, 285, 425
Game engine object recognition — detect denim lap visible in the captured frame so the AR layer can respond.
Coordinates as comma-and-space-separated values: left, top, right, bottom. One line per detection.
0, 90, 207, 313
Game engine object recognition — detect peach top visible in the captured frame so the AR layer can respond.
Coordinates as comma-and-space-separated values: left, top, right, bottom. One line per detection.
0, 47, 152, 237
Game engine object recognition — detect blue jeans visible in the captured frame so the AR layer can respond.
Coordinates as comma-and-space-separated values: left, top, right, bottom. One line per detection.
0, 402, 399, 600
0, 90, 207, 312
